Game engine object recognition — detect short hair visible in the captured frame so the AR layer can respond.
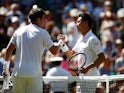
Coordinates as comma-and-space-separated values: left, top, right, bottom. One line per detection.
79, 13, 93, 28
28, 7, 46, 22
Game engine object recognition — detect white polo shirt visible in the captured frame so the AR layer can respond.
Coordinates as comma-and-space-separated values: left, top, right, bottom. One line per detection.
73, 30, 103, 76
10, 23, 53, 77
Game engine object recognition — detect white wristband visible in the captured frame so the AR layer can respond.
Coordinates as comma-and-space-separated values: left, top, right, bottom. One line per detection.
3, 60, 10, 73
58, 39, 69, 52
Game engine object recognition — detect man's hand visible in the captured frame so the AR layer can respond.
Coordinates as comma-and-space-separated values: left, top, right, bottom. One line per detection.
2, 61, 10, 78
2, 70, 10, 78
57, 34, 65, 41
79, 66, 90, 74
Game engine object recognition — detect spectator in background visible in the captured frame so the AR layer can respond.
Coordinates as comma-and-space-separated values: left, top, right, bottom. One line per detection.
79, 0, 93, 14
79, 4, 89, 14
66, 8, 80, 47
116, 8, 124, 47
43, 50, 55, 76
115, 49, 124, 74
99, 0, 116, 32
93, 1, 104, 21
100, 20, 120, 45
45, 56, 72, 93
64, 0, 79, 11
44, 10, 55, 33
98, 37, 115, 75
110, 38, 124, 75
7, 16, 20, 37
20, 0, 35, 14
118, 86, 124, 93
5, 3, 24, 24
0, 6, 10, 51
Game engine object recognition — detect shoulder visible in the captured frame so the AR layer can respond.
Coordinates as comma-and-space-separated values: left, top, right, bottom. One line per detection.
89, 33, 100, 42
46, 68, 56, 76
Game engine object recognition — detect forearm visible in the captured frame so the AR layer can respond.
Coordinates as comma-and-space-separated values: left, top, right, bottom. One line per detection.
4, 44, 14, 61
86, 53, 105, 70
58, 39, 75, 58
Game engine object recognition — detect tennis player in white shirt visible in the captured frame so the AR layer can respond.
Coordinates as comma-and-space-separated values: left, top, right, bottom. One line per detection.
57, 13, 105, 93
2, 7, 61, 93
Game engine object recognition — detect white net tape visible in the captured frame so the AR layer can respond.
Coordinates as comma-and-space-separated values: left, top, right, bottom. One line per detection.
0, 75, 124, 93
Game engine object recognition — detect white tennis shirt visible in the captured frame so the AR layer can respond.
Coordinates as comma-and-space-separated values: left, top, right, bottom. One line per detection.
10, 23, 53, 77
73, 30, 103, 76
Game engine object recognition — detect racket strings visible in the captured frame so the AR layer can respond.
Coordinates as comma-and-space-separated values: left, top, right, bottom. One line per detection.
69, 54, 86, 70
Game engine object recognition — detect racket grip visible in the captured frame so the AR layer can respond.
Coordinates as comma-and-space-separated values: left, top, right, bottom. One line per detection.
58, 39, 69, 52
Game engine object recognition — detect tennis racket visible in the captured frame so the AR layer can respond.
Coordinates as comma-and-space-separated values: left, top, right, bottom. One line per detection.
68, 53, 87, 75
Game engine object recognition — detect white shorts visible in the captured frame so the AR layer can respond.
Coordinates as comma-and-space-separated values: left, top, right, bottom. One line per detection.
12, 74, 43, 93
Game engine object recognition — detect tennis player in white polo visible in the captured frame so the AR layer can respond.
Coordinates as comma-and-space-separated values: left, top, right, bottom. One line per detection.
2, 6, 61, 93
57, 13, 105, 93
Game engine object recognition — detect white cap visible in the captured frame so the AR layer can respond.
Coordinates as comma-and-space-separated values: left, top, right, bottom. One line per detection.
80, 4, 87, 11
115, 39, 122, 44
11, 3, 19, 10
70, 8, 79, 17
50, 57, 63, 62
11, 16, 19, 23
0, 7, 7, 16
104, 0, 111, 6
117, 8, 124, 18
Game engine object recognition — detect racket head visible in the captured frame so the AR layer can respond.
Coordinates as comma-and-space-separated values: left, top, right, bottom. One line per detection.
68, 53, 86, 70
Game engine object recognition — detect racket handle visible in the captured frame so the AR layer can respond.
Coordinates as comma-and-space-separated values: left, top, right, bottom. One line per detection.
58, 39, 69, 52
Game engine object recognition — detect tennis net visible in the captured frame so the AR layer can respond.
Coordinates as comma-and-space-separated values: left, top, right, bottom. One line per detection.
0, 75, 124, 93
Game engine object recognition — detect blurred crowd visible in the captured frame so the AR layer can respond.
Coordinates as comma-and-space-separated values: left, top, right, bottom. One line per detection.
0, 0, 124, 92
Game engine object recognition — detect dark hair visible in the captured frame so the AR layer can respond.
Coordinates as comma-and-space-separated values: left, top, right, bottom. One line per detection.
79, 13, 93, 28
28, 7, 46, 22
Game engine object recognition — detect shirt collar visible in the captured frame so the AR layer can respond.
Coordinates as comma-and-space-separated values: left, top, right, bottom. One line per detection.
83, 30, 92, 39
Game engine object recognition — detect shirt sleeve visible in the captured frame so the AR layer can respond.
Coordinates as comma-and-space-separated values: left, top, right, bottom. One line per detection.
43, 30, 53, 49
9, 31, 17, 45
90, 36, 103, 55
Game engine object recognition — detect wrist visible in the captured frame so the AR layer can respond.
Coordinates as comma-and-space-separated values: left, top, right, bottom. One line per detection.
58, 39, 69, 52
3, 60, 10, 72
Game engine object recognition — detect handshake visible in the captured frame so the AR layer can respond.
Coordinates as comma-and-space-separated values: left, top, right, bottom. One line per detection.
56, 34, 69, 52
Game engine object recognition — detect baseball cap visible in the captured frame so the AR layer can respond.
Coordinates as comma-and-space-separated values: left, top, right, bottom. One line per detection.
0, 7, 7, 16
115, 39, 122, 44
49, 57, 63, 62
11, 16, 19, 23
104, 0, 111, 6
69, 8, 79, 17
117, 8, 124, 18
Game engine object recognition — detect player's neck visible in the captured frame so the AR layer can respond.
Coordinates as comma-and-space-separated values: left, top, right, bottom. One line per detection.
81, 28, 90, 36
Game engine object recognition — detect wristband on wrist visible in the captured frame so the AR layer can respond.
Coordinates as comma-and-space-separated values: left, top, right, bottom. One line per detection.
3, 60, 10, 73
58, 39, 69, 52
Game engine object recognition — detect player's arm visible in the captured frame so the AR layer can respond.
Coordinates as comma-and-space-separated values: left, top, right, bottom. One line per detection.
3, 43, 16, 76
49, 45, 60, 55
4, 43, 15, 61
79, 52, 105, 74
57, 34, 76, 58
